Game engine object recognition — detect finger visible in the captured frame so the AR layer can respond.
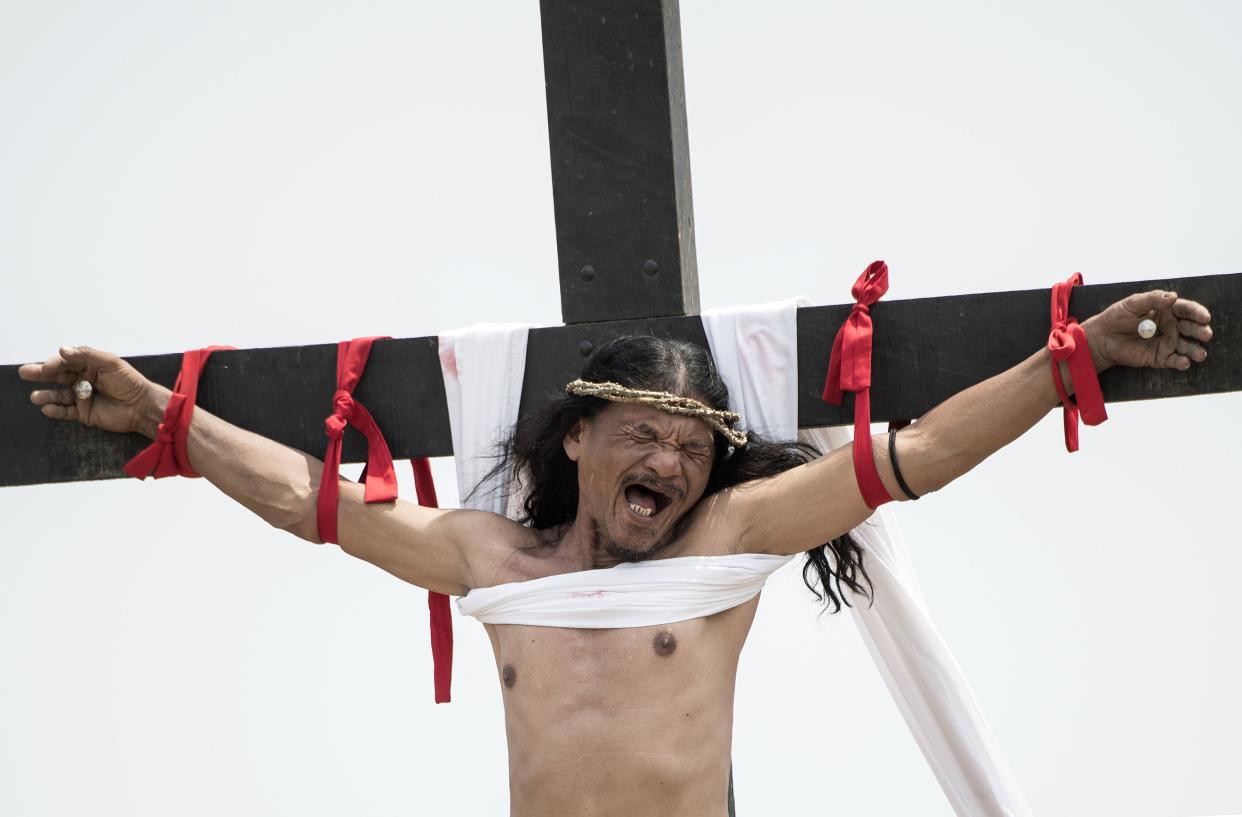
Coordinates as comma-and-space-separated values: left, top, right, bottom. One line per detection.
59, 345, 122, 372
1163, 352, 1192, 371
1123, 290, 1177, 317
30, 388, 75, 407
40, 402, 80, 421
1172, 298, 1211, 324
1175, 337, 1208, 363
17, 353, 80, 384
1177, 318, 1213, 342
73, 367, 98, 424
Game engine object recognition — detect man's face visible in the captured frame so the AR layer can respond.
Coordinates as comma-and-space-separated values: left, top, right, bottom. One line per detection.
563, 401, 716, 562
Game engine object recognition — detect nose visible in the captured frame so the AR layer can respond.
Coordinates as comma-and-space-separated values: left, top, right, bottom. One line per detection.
644, 446, 683, 480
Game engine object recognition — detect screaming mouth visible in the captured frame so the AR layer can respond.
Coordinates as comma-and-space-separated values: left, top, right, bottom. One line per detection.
624, 481, 675, 519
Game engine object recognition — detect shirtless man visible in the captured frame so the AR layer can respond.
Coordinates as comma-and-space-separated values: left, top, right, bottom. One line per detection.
19, 288, 1212, 816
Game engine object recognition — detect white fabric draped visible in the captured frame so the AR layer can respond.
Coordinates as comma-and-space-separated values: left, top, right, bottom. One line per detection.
701, 297, 1033, 817
458, 553, 791, 628
437, 306, 1033, 816
437, 324, 530, 518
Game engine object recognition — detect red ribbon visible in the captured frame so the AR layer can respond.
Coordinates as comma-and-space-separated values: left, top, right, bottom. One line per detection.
315, 337, 399, 544
124, 345, 235, 480
1048, 273, 1108, 452
412, 457, 454, 704
822, 261, 893, 509
313, 338, 452, 703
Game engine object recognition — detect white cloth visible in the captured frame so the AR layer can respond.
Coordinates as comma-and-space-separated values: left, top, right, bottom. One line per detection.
457, 553, 791, 628
437, 324, 530, 517
702, 297, 1033, 817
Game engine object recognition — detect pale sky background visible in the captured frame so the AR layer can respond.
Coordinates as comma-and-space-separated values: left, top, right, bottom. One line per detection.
2, 2, 1240, 815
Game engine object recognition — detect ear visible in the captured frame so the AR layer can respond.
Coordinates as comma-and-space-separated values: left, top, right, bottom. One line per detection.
563, 418, 585, 462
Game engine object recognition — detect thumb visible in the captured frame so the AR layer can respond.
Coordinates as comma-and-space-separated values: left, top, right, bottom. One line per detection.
59, 345, 115, 369
1122, 289, 1177, 317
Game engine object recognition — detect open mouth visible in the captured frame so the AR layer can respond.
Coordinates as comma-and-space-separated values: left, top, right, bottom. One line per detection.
624, 482, 674, 519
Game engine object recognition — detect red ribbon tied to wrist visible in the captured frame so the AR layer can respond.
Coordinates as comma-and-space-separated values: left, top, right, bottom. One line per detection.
822, 261, 893, 509
1048, 273, 1108, 452
315, 337, 399, 545
411, 457, 454, 704
124, 345, 235, 480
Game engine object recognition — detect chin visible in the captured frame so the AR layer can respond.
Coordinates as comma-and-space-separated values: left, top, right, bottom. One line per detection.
592, 516, 669, 563
606, 540, 665, 563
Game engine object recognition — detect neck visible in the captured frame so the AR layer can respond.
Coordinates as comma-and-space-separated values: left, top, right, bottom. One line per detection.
551, 512, 622, 570
549, 504, 680, 571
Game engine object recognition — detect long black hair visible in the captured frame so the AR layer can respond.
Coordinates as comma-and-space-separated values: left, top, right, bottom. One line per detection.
477, 335, 874, 613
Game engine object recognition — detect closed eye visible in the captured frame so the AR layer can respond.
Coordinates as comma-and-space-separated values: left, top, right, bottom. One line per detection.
682, 443, 711, 460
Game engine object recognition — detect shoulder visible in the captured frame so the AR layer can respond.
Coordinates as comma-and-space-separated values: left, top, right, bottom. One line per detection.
454, 506, 556, 588
663, 489, 751, 557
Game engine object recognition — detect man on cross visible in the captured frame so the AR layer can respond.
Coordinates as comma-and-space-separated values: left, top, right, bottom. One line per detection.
19, 287, 1212, 816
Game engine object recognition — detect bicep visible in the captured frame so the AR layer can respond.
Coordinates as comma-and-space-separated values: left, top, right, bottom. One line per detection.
726, 435, 887, 556
334, 481, 505, 595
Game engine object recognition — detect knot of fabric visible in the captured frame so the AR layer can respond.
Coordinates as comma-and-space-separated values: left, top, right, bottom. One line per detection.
123, 346, 234, 481
323, 414, 347, 439
1046, 273, 1108, 452
850, 260, 889, 305
822, 261, 894, 509
315, 337, 399, 547
312, 353, 453, 705
332, 389, 354, 417
1047, 321, 1081, 361
324, 390, 354, 439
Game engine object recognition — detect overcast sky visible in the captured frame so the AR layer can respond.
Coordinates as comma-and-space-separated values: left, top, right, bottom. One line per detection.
2, 2, 1239, 815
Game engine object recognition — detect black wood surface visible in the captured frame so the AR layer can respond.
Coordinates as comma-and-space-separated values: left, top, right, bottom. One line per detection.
541, 0, 699, 324
797, 272, 1240, 427
2, 273, 1238, 487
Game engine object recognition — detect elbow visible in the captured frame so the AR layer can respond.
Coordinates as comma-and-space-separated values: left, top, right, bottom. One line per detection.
893, 424, 956, 498
268, 480, 322, 543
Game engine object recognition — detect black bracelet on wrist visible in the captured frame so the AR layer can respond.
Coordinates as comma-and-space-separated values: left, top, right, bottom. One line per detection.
888, 428, 920, 501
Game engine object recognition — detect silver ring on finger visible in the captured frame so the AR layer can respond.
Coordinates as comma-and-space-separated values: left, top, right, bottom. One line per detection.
73, 380, 94, 401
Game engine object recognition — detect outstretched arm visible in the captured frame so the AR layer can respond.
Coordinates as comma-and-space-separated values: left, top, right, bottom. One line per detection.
726, 289, 1213, 555
18, 347, 497, 595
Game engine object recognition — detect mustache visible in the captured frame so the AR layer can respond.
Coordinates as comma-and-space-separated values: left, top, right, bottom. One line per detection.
621, 472, 685, 501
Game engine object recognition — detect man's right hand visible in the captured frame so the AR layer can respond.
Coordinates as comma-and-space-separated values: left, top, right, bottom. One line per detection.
18, 345, 165, 438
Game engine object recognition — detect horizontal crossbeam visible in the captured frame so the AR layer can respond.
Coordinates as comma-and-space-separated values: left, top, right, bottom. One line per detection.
2, 272, 1237, 487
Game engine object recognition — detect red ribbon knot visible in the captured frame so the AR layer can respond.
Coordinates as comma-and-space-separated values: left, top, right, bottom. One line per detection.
1047, 273, 1108, 452
310, 337, 453, 704
124, 345, 234, 480
822, 260, 894, 509
324, 390, 355, 439
315, 337, 399, 546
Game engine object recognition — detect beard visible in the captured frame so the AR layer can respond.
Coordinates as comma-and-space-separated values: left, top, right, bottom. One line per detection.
590, 518, 668, 563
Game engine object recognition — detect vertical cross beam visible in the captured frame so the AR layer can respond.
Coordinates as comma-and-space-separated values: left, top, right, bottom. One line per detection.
540, 0, 699, 324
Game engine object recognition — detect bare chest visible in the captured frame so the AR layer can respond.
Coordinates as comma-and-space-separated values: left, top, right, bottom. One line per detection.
482, 597, 758, 716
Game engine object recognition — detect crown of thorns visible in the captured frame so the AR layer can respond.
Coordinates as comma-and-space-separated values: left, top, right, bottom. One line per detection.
564, 379, 749, 447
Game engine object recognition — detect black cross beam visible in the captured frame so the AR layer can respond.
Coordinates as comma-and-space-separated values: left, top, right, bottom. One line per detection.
2, 5, 1239, 815
1, 0, 1238, 492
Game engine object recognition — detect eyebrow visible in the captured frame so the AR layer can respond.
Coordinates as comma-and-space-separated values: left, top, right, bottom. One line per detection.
629, 421, 711, 448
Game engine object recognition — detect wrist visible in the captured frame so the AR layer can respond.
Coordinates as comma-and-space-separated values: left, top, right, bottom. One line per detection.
136, 383, 172, 439
1081, 315, 1114, 373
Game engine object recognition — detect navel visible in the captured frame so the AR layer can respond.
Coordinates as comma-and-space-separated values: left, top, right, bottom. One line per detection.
653, 630, 677, 657
502, 664, 517, 688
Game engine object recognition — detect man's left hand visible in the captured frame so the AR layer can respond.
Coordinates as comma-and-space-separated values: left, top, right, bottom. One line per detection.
1085, 290, 1213, 372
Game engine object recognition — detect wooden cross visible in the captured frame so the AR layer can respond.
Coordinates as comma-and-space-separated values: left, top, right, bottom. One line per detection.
1, 2, 1239, 812
0, 0, 1237, 487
